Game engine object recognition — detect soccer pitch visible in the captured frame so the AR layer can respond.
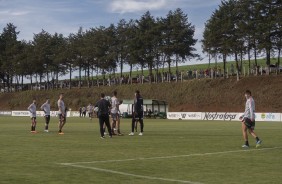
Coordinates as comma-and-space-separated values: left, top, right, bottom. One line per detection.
1, 117, 282, 184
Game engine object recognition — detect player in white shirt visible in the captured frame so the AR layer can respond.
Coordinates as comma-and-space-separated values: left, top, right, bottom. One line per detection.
239, 90, 262, 148
87, 103, 93, 120
27, 99, 37, 133
41, 98, 51, 132
111, 91, 123, 135
57, 93, 66, 135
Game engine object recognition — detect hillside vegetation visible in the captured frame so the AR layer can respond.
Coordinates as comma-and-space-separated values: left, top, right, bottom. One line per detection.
0, 75, 281, 112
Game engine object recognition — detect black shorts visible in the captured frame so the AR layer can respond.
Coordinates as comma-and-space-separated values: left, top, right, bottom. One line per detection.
45, 115, 50, 122
31, 117, 36, 120
58, 114, 66, 121
244, 118, 255, 130
133, 111, 143, 120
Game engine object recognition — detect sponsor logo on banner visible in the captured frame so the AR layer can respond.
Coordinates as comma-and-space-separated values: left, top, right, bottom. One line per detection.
203, 112, 238, 121
167, 113, 181, 119
0, 111, 12, 116
168, 112, 281, 122
255, 113, 281, 122
12, 111, 59, 117
167, 112, 201, 120
12, 111, 30, 116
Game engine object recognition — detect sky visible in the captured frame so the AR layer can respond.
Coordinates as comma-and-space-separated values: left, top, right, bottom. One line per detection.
0, 0, 222, 79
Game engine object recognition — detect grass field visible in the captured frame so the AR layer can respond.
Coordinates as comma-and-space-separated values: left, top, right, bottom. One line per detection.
1, 117, 282, 184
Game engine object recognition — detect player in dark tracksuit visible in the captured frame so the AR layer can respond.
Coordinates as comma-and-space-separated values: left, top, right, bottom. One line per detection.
129, 90, 144, 136
95, 93, 112, 139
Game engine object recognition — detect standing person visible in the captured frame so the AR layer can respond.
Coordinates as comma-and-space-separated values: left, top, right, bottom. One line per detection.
87, 103, 93, 120
95, 93, 112, 139
82, 106, 86, 117
111, 91, 123, 136
239, 90, 262, 148
79, 107, 82, 117
40, 98, 51, 132
129, 90, 144, 136
28, 99, 37, 133
57, 93, 66, 135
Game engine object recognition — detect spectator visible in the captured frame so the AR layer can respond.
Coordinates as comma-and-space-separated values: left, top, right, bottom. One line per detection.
82, 106, 86, 117
79, 107, 82, 117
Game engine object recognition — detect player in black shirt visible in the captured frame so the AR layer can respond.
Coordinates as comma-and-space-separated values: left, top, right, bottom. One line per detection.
95, 93, 112, 139
129, 90, 144, 136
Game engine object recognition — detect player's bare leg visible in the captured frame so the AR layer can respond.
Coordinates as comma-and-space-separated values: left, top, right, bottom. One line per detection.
111, 120, 116, 135
58, 115, 66, 134
248, 129, 258, 138
116, 116, 123, 135
248, 129, 262, 147
242, 122, 249, 148
31, 118, 37, 133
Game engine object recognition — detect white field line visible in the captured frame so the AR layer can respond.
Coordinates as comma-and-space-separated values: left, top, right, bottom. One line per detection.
60, 146, 282, 165
59, 147, 282, 184
61, 164, 203, 184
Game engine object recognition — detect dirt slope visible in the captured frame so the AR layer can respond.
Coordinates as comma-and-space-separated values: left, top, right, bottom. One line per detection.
0, 75, 281, 112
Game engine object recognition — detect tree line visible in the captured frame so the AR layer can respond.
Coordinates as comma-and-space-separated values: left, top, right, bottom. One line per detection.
0, 8, 198, 91
202, 0, 282, 79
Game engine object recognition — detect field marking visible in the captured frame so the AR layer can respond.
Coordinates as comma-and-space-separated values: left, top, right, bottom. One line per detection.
61, 164, 202, 184
59, 147, 282, 184
60, 146, 282, 165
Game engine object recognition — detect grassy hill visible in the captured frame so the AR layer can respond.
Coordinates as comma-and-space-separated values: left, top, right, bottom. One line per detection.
1, 75, 282, 112
81, 57, 280, 80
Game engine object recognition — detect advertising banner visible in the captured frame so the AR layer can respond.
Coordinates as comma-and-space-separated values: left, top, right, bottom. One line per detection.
12, 111, 60, 117
168, 112, 281, 122
202, 112, 240, 121
254, 113, 280, 122
167, 112, 202, 120
12, 111, 30, 117
0, 111, 12, 116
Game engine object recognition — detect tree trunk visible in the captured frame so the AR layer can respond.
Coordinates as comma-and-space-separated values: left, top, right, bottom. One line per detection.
7, 74, 10, 92
87, 62, 90, 88
208, 53, 211, 69
120, 59, 123, 78
30, 74, 33, 90
248, 47, 251, 75
223, 54, 226, 79
168, 59, 171, 74
235, 52, 240, 81
129, 64, 133, 84
278, 48, 281, 74
266, 48, 271, 75
69, 64, 72, 89
56, 70, 59, 89
84, 66, 87, 86
39, 75, 42, 90
79, 64, 82, 89
149, 63, 153, 83
254, 40, 258, 67
240, 50, 243, 73
21, 74, 24, 91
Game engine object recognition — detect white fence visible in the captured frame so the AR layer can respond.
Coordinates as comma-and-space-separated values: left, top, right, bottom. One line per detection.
167, 112, 282, 122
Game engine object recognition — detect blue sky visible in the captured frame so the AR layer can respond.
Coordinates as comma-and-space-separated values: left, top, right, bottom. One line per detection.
0, 0, 221, 68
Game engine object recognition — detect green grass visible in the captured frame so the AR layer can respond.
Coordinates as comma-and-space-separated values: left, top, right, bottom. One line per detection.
92, 57, 281, 79
1, 117, 282, 184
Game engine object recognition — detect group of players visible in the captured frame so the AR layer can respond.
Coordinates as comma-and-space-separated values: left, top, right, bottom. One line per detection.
27, 93, 66, 134
94, 90, 144, 139
27, 90, 144, 139
27, 89, 262, 148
